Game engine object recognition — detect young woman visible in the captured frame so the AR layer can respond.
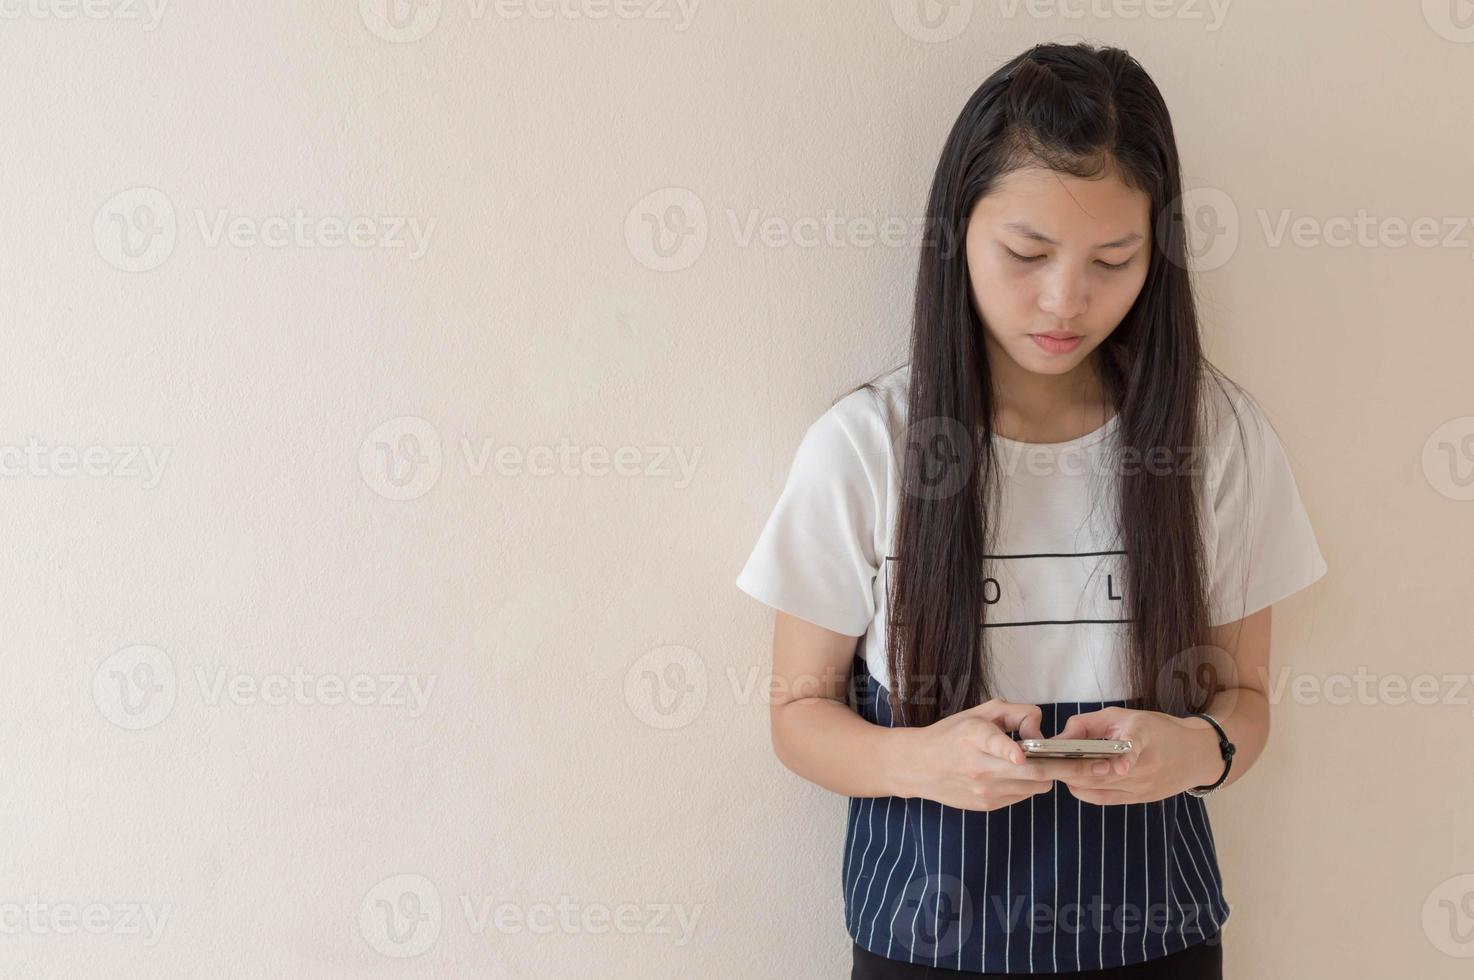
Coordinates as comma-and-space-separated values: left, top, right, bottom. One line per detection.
735, 43, 1328, 978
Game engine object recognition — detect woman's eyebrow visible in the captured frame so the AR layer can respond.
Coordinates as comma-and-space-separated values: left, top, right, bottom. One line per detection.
1002, 221, 1144, 249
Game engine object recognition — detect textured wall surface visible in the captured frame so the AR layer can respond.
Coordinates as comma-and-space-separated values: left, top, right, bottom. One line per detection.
2, 2, 1471, 977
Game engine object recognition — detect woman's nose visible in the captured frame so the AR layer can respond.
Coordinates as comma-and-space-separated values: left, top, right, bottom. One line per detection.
1038, 270, 1089, 320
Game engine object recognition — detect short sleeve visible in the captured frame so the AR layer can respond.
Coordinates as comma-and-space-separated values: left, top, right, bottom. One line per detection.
1206, 392, 1329, 626
735, 405, 883, 636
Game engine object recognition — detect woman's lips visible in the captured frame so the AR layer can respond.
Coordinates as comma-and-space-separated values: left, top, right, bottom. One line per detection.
1030, 333, 1083, 354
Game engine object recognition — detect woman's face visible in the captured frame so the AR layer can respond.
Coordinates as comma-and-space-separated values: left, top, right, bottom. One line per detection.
964, 165, 1153, 380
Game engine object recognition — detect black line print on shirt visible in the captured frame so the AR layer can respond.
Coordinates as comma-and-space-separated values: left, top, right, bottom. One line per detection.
884, 550, 1133, 628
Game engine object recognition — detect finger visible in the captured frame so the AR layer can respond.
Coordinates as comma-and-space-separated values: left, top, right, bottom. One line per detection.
1064, 786, 1135, 806
1064, 754, 1133, 777
1061, 710, 1096, 733
990, 776, 1058, 798
971, 724, 1027, 765
1057, 711, 1110, 739
1059, 775, 1136, 796
971, 699, 1044, 739
985, 757, 1064, 784
1031, 757, 1127, 789
1023, 758, 1100, 782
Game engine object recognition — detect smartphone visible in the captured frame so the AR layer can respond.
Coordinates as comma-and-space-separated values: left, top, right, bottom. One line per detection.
1019, 738, 1132, 760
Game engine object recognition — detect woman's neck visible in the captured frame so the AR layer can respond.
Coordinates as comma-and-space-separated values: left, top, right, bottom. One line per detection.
986, 347, 1113, 444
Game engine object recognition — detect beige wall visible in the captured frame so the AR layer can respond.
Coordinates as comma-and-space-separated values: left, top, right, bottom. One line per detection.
2, 1, 1470, 977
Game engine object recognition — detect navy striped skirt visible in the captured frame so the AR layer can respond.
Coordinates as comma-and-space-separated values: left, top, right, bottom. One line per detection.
842, 658, 1229, 974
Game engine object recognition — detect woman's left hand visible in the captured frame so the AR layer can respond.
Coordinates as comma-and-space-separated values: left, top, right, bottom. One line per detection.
1044, 707, 1218, 805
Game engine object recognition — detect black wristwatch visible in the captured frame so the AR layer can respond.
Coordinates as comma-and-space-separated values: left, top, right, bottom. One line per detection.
1184, 711, 1235, 798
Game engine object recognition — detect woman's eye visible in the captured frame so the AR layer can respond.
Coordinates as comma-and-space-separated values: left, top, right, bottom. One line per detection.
1004, 247, 1132, 270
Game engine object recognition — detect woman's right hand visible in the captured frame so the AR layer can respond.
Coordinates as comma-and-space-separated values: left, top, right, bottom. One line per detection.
895, 698, 1058, 811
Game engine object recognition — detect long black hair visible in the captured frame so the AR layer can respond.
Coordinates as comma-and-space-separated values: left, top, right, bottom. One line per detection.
844, 42, 1253, 728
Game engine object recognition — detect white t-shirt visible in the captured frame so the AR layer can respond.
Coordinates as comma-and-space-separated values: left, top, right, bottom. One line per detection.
735, 363, 1328, 703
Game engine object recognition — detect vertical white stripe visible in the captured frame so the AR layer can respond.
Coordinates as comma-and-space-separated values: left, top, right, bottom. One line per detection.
1142, 800, 1150, 961
1029, 791, 1035, 972
844, 797, 859, 909
1075, 701, 1082, 971
1199, 803, 1227, 897
1051, 704, 1058, 972
1202, 802, 1223, 859
1120, 802, 1129, 964
1162, 800, 1173, 957
1201, 808, 1230, 924
933, 800, 943, 967
981, 806, 990, 971
1097, 797, 1105, 969
1172, 798, 1212, 939
906, 800, 927, 962
848, 798, 876, 927
1177, 803, 1216, 934
1181, 800, 1222, 933
958, 809, 965, 971
856, 797, 891, 943
889, 799, 921, 960
872, 797, 908, 948
1169, 796, 1191, 945
1169, 847, 1190, 945
1005, 800, 1013, 969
